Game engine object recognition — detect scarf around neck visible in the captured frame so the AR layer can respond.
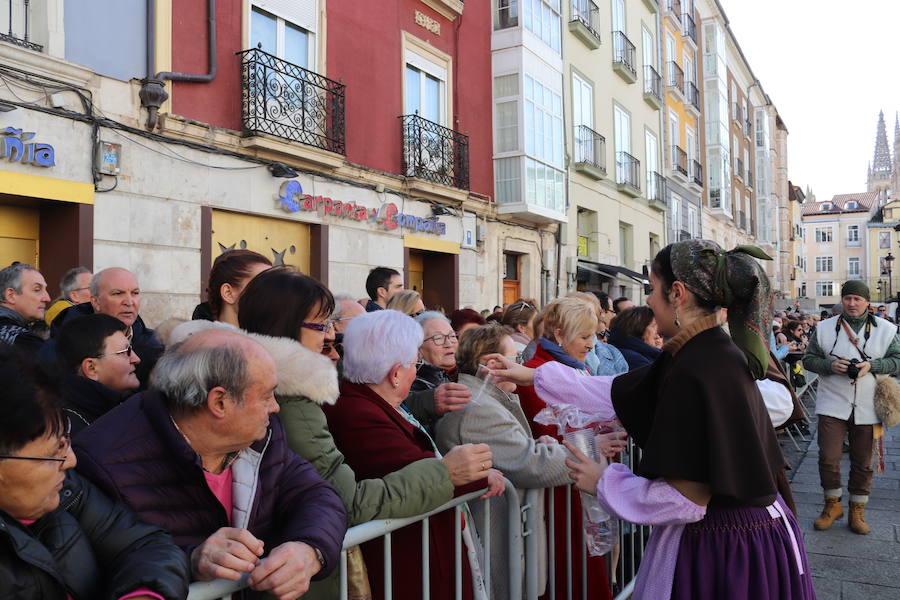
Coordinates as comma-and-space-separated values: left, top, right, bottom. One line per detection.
669, 239, 773, 379
538, 337, 588, 370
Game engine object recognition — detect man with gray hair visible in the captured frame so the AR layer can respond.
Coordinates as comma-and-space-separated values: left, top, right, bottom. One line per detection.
44, 266, 92, 325
0, 262, 51, 354
332, 293, 366, 334
74, 329, 347, 600
49, 267, 163, 389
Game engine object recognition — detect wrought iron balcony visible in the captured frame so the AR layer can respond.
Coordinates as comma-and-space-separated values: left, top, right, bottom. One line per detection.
746, 168, 753, 188
672, 145, 688, 177
643, 65, 663, 109
400, 114, 470, 190
667, 61, 684, 94
616, 151, 641, 196
573, 125, 607, 179
738, 210, 747, 230
733, 102, 742, 123
745, 117, 753, 137
1, 0, 42, 52
648, 171, 667, 210
681, 12, 696, 44
736, 158, 744, 181
686, 81, 700, 112
678, 228, 691, 241
691, 159, 703, 187
569, 0, 601, 48
238, 48, 346, 154
612, 31, 637, 83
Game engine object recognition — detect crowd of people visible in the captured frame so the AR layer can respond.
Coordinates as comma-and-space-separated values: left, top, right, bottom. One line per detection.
7, 236, 884, 599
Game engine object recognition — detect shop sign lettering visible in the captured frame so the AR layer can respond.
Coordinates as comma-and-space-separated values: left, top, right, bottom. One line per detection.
278, 180, 446, 236
2, 127, 55, 167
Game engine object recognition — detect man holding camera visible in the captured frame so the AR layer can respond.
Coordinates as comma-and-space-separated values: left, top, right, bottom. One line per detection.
803, 280, 900, 534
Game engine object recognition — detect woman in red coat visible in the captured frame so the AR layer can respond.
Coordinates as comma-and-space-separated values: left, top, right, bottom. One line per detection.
517, 297, 614, 600
323, 309, 505, 600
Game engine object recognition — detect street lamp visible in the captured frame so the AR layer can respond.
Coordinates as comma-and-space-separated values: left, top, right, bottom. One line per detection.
885, 252, 895, 301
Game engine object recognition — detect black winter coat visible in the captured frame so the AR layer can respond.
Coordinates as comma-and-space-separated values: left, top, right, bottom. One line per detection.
0, 470, 189, 600
46, 303, 164, 390
73, 390, 348, 578
61, 375, 125, 437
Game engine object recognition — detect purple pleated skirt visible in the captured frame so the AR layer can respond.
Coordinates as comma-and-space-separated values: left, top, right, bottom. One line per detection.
671, 495, 816, 600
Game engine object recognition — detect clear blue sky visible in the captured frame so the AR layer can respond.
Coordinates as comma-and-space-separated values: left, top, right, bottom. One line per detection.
719, 0, 900, 202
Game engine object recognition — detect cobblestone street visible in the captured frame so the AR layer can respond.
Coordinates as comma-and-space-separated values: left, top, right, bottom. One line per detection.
789, 413, 900, 598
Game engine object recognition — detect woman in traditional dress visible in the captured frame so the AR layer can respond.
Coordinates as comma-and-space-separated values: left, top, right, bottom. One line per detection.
491, 240, 816, 600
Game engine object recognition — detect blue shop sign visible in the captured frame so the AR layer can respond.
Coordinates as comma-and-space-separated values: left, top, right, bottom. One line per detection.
2, 127, 55, 167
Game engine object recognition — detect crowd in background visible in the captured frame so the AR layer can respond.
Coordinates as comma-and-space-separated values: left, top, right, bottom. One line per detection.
0, 244, 819, 600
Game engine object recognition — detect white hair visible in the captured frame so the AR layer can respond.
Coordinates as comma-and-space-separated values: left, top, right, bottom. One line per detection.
414, 310, 449, 328
343, 310, 423, 384
331, 294, 359, 319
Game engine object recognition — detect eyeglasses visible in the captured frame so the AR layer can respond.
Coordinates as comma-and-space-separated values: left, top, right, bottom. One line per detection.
407, 358, 425, 370
301, 320, 335, 332
96, 344, 133, 359
71, 286, 90, 292
0, 418, 71, 464
425, 333, 458, 346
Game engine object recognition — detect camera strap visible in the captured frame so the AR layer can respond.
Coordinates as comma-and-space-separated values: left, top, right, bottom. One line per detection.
836, 316, 872, 361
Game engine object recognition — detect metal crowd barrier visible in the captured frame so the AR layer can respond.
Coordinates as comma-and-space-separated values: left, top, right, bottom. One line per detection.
186, 442, 658, 600
521, 436, 649, 600
187, 477, 522, 600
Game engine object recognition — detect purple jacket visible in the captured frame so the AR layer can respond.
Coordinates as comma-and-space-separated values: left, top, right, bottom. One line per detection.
73, 391, 348, 579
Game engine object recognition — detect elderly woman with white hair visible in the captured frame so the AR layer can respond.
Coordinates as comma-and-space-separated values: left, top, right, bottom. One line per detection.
412, 310, 460, 391
323, 310, 505, 600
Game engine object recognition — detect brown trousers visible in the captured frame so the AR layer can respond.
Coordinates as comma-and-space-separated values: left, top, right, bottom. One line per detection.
817, 413, 874, 496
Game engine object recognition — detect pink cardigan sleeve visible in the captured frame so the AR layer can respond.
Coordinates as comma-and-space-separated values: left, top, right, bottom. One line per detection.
596, 463, 707, 526
533, 361, 618, 421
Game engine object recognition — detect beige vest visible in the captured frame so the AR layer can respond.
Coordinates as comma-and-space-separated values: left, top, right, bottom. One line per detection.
814, 315, 895, 424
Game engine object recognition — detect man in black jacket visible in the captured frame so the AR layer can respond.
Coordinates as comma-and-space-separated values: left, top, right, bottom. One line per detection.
0, 263, 50, 355
75, 329, 348, 600
56, 313, 142, 436
47, 267, 163, 389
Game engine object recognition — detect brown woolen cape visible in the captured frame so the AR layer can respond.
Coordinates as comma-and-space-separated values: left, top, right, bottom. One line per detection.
611, 318, 791, 509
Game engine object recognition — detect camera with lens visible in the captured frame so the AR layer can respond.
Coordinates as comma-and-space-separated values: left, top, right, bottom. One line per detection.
846, 358, 861, 380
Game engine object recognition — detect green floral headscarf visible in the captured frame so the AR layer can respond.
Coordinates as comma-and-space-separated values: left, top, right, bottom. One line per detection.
669, 239, 774, 379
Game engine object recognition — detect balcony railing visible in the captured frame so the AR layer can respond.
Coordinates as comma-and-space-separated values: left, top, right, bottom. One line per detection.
648, 171, 667, 205
667, 61, 684, 93
238, 48, 346, 154
644, 65, 662, 104
672, 145, 688, 176
665, 0, 682, 16
616, 151, 641, 193
573, 124, 607, 175
686, 81, 700, 111
570, 0, 601, 44
745, 117, 753, 137
1, 0, 42, 52
691, 159, 703, 187
400, 114, 470, 189
733, 102, 743, 122
736, 158, 744, 181
746, 168, 753, 187
681, 12, 696, 44
738, 210, 747, 230
612, 31, 637, 79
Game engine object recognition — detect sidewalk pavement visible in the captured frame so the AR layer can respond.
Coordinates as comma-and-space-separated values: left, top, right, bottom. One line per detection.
790, 421, 900, 599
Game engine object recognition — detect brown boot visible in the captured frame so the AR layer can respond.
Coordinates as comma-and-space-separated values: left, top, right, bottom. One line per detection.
813, 496, 844, 530
848, 502, 870, 535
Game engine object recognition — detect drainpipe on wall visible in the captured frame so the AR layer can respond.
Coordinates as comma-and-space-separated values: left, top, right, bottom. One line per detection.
139, 0, 217, 130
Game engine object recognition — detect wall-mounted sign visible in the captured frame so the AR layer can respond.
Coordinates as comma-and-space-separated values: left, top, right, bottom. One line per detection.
277, 180, 447, 236
2, 127, 55, 167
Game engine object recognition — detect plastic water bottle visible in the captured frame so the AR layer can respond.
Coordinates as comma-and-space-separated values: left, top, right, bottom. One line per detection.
563, 427, 618, 556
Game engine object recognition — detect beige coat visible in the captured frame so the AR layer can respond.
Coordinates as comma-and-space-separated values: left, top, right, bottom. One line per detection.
435, 373, 571, 599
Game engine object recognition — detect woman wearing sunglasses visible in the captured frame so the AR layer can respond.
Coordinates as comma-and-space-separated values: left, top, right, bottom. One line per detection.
0, 347, 189, 599
167, 267, 492, 600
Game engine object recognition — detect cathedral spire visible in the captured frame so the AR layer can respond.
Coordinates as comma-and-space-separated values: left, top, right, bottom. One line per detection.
873, 110, 892, 174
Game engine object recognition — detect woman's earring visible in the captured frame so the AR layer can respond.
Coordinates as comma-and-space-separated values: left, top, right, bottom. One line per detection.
674, 309, 681, 329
